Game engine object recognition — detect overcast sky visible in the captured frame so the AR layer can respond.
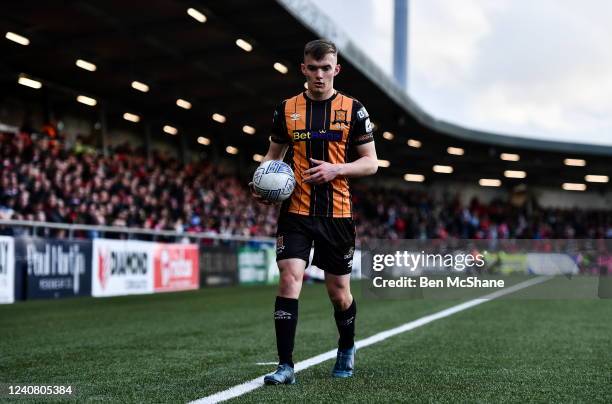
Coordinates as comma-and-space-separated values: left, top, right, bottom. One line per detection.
309, 0, 612, 146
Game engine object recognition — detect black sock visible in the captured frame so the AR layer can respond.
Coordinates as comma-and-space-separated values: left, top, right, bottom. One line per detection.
334, 299, 356, 350
274, 296, 298, 367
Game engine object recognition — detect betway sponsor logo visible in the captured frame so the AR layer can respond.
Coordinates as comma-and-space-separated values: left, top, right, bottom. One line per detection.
98, 249, 148, 290
292, 129, 342, 142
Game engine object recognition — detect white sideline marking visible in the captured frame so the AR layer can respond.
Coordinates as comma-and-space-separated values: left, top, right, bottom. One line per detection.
189, 276, 549, 404
255, 362, 278, 366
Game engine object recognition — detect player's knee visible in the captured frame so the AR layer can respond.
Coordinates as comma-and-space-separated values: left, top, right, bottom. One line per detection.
330, 294, 352, 311
279, 269, 301, 286
278, 264, 303, 297
278, 279, 301, 299
328, 287, 352, 310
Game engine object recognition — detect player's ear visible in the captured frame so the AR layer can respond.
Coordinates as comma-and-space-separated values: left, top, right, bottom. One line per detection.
334, 63, 341, 76
300, 63, 307, 75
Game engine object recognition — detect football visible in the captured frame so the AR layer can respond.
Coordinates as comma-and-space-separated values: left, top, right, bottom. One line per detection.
252, 160, 296, 202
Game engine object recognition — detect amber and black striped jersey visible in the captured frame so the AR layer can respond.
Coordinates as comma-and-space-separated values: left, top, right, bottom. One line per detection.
270, 91, 375, 218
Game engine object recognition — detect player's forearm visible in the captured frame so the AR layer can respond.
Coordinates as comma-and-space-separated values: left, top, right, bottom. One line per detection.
338, 156, 378, 178
261, 153, 277, 163
262, 142, 289, 162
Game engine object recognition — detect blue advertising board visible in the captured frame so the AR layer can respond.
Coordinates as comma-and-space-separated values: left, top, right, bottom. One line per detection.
15, 238, 92, 299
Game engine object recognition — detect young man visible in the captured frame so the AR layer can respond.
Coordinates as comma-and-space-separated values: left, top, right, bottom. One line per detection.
251, 39, 377, 384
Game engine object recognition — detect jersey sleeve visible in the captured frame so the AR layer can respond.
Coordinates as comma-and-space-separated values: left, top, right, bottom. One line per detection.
349, 100, 374, 145
270, 101, 289, 144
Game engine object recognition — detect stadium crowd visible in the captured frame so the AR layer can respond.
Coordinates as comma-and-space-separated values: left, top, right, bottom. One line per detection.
0, 130, 278, 238
1, 129, 612, 240
353, 185, 612, 240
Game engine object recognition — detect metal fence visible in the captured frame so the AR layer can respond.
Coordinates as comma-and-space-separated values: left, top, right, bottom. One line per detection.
0, 219, 275, 245
0, 219, 276, 289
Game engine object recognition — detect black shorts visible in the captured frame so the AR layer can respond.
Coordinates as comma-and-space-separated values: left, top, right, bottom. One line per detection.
276, 213, 356, 275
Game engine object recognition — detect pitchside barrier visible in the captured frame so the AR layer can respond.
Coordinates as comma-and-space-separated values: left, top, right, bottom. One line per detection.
0, 220, 361, 302
1, 220, 611, 303
5, 236, 200, 302
18, 237, 92, 300
0, 219, 274, 303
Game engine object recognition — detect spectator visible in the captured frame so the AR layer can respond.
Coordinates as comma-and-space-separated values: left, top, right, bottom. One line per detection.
0, 129, 611, 241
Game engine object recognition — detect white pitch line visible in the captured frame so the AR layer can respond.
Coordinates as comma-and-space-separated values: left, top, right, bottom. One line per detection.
255, 362, 279, 366
189, 276, 550, 404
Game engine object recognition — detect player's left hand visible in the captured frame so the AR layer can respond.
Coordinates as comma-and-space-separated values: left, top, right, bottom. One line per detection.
303, 158, 341, 185
248, 181, 275, 205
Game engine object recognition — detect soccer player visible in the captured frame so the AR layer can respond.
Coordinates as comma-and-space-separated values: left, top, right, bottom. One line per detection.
250, 39, 377, 385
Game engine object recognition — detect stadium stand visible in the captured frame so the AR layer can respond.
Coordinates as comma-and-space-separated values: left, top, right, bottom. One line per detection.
0, 129, 279, 238
353, 184, 612, 240
2, 128, 611, 241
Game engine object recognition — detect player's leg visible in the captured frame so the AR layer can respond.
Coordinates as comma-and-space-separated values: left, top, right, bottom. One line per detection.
313, 217, 357, 377
265, 214, 311, 385
274, 258, 306, 367
325, 271, 356, 345
325, 271, 357, 378
264, 258, 306, 385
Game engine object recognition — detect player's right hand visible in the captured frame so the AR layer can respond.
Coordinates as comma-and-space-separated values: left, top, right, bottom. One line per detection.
249, 182, 274, 205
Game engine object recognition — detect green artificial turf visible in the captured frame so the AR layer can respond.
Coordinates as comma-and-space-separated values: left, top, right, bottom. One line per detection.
0, 279, 610, 403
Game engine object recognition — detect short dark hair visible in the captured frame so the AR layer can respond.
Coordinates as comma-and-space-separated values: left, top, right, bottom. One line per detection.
304, 39, 337, 60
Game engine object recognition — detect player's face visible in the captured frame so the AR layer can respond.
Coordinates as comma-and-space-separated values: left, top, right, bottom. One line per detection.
301, 53, 340, 97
